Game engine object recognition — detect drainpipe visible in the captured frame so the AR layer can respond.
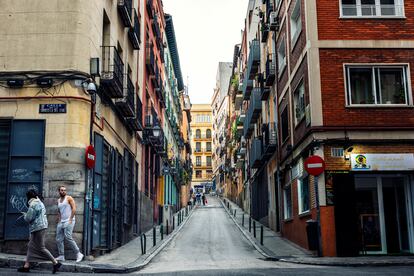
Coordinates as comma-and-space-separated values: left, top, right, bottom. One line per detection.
83, 90, 96, 256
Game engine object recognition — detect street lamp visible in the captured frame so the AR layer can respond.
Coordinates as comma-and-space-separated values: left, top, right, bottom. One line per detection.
152, 125, 161, 138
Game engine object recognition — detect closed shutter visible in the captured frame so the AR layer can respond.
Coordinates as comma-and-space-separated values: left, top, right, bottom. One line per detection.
5, 120, 45, 240
92, 134, 103, 249
0, 120, 11, 238
100, 142, 111, 248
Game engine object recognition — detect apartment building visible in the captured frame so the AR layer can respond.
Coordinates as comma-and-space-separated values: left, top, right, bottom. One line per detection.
0, 0, 143, 255
211, 62, 233, 195
230, 0, 414, 257
190, 104, 213, 193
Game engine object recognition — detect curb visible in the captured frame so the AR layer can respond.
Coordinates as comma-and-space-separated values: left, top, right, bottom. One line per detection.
0, 207, 195, 274
219, 199, 278, 261
278, 258, 414, 267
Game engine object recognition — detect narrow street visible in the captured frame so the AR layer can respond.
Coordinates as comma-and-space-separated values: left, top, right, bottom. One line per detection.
1, 196, 413, 275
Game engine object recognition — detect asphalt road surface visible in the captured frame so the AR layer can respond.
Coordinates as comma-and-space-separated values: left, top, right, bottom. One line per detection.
3, 196, 414, 275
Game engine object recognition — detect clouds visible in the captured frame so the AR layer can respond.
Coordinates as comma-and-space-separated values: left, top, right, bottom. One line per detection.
162, 0, 247, 104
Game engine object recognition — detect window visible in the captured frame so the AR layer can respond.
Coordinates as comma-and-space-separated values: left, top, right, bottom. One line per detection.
206, 129, 212, 138
206, 142, 212, 152
280, 107, 289, 143
196, 156, 201, 166
298, 175, 310, 214
196, 142, 201, 152
195, 129, 201, 138
341, 0, 404, 17
196, 170, 202, 178
277, 37, 286, 74
284, 185, 292, 219
345, 65, 410, 105
294, 81, 305, 124
206, 156, 212, 167
290, 0, 302, 45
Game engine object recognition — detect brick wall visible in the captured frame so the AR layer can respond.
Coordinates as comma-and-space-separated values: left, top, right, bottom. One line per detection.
317, 0, 414, 40
319, 49, 414, 127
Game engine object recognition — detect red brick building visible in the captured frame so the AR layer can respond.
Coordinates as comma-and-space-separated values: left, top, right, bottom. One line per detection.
273, 0, 414, 256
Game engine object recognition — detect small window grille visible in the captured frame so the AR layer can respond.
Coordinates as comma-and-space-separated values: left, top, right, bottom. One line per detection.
331, 148, 344, 158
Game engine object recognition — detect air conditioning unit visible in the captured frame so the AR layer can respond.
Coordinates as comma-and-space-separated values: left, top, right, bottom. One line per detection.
269, 12, 279, 31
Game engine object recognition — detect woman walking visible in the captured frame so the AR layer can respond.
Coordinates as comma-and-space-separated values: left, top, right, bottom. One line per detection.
18, 189, 62, 273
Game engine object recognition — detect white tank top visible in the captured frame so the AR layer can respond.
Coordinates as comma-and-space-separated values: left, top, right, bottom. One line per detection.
58, 196, 73, 223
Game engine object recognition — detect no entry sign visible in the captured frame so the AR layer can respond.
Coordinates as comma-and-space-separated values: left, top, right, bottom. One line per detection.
85, 145, 96, 169
304, 155, 325, 176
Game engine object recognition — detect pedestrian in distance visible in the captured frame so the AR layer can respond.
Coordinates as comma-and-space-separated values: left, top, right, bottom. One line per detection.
202, 194, 206, 206
55, 186, 84, 262
18, 189, 62, 274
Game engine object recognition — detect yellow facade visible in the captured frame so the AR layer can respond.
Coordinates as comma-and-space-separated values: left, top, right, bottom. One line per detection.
190, 104, 213, 190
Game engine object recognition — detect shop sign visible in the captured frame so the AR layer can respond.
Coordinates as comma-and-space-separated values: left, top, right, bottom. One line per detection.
351, 153, 414, 171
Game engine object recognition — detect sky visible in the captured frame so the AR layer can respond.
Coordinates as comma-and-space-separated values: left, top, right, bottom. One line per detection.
162, 0, 248, 105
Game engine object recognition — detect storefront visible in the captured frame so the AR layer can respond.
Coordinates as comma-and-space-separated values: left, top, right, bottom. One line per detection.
332, 153, 414, 256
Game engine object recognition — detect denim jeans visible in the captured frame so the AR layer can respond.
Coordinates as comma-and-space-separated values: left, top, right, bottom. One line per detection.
56, 220, 80, 256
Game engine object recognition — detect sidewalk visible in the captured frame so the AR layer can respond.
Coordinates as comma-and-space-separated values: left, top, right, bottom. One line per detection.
221, 197, 414, 267
0, 205, 195, 273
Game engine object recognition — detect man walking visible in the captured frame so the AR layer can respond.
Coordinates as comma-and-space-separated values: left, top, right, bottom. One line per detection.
55, 186, 84, 262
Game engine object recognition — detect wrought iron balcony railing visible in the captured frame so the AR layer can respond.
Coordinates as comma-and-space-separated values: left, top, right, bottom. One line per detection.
250, 138, 262, 169
101, 46, 124, 98
128, 10, 140, 50
116, 74, 135, 117
118, 0, 133, 27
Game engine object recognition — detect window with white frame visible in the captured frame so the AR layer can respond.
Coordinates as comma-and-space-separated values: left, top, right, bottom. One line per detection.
277, 37, 286, 74
345, 65, 410, 105
290, 0, 302, 45
298, 175, 310, 214
284, 184, 292, 219
294, 81, 305, 124
341, 0, 404, 17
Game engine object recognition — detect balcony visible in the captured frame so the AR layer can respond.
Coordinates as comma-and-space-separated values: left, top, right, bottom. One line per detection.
152, 14, 162, 39
262, 122, 277, 161
234, 92, 243, 110
250, 138, 262, 169
247, 40, 260, 79
118, 0, 133, 27
242, 78, 253, 100
116, 74, 135, 117
261, 21, 269, 43
194, 162, 212, 168
128, 10, 140, 50
243, 114, 254, 139
101, 46, 124, 98
146, 0, 154, 19
155, 85, 166, 108
151, 66, 160, 88
194, 134, 212, 141
146, 43, 155, 75
249, 88, 262, 124
265, 54, 276, 87
126, 95, 143, 131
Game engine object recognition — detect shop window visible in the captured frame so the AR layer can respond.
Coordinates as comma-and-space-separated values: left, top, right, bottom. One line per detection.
284, 184, 292, 219
345, 65, 410, 106
341, 0, 404, 17
298, 175, 310, 214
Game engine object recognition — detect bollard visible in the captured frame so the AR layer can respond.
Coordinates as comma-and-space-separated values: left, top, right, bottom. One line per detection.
260, 225, 264, 245
178, 213, 180, 226
140, 233, 146, 255
253, 220, 256, 238
234, 209, 237, 217
153, 226, 156, 247
249, 217, 252, 232
160, 224, 164, 240
242, 214, 244, 227
166, 220, 169, 235
173, 216, 175, 231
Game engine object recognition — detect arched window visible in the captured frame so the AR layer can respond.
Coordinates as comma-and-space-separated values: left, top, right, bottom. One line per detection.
206, 129, 212, 138
196, 129, 201, 138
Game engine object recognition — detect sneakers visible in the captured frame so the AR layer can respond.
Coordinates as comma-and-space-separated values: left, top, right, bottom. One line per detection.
17, 266, 30, 272
76, 252, 84, 262
52, 262, 62, 274
55, 255, 65, 261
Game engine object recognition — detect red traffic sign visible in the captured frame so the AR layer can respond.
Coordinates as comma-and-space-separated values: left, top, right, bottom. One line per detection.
85, 145, 96, 169
304, 155, 325, 176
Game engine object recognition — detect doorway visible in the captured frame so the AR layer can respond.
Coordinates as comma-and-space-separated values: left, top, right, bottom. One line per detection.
355, 175, 413, 254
